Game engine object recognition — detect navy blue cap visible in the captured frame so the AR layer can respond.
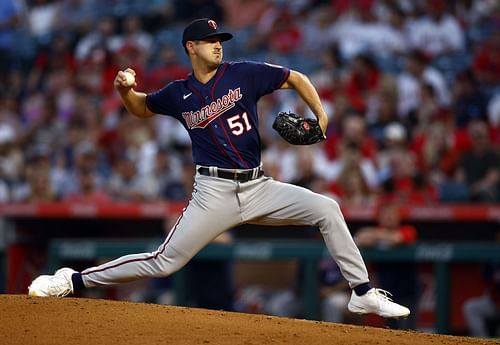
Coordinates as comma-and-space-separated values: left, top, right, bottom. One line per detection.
182, 18, 233, 47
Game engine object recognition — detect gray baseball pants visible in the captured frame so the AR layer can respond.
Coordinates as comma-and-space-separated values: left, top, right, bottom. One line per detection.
81, 173, 369, 289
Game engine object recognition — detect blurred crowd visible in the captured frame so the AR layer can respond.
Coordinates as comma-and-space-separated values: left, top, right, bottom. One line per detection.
0, 0, 500, 206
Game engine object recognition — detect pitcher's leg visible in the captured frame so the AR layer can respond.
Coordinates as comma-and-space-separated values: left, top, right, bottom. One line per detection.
81, 216, 194, 287
243, 178, 410, 318
242, 178, 369, 288
82, 175, 241, 288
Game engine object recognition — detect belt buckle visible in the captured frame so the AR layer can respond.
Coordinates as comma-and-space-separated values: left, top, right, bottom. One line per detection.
234, 171, 238, 181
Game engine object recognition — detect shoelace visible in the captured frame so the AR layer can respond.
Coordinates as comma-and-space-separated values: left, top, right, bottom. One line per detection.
373, 288, 394, 303
47, 276, 72, 297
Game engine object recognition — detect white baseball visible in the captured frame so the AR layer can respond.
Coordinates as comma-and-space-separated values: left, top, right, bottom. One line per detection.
123, 71, 135, 87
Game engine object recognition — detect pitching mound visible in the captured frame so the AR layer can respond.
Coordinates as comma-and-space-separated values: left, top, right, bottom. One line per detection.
0, 295, 497, 345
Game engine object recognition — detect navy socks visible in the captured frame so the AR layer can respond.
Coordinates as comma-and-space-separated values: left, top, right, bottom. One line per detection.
353, 282, 371, 296
71, 273, 85, 292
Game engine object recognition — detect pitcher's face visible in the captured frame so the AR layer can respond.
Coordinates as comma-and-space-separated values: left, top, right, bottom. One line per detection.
192, 38, 223, 68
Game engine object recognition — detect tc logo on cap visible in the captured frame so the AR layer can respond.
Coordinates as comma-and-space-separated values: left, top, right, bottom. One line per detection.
182, 18, 233, 46
208, 20, 217, 30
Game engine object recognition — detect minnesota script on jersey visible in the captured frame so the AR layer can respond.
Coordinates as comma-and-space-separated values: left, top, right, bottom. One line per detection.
146, 61, 290, 169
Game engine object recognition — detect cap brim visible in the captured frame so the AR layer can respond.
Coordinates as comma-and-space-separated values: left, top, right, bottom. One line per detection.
199, 32, 233, 42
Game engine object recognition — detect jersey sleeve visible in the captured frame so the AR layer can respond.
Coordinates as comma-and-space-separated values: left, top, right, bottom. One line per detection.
242, 61, 290, 99
145, 83, 178, 118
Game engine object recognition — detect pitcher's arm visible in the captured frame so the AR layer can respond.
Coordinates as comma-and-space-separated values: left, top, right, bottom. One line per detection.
114, 68, 155, 118
280, 70, 328, 135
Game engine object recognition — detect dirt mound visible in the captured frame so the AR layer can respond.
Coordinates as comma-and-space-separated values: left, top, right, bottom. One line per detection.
0, 295, 497, 345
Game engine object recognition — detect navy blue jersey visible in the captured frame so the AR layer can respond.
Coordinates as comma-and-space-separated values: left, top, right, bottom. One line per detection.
146, 61, 290, 169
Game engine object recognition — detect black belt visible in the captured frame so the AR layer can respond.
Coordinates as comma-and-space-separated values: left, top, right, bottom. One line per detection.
197, 167, 264, 182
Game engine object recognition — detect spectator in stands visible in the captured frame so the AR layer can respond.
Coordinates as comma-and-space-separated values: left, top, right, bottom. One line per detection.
377, 122, 409, 176
3, 67, 24, 102
107, 155, 155, 201
343, 54, 382, 114
110, 15, 153, 67
121, 119, 158, 178
324, 115, 379, 192
336, 1, 411, 63
319, 258, 359, 324
369, 0, 416, 22
47, 153, 69, 201
251, 7, 302, 55
260, 137, 298, 183
148, 147, 186, 201
299, 5, 337, 57
463, 229, 500, 337
374, 3, 410, 58
488, 92, 500, 129
58, 118, 91, 173
0, 179, 7, 202
334, 0, 388, 61
463, 260, 500, 337
411, 118, 464, 202
23, 147, 55, 202
331, 148, 378, 206
378, 122, 437, 204
366, 78, 399, 145
452, 69, 488, 128
326, 92, 353, 140
27, 33, 77, 92
411, 83, 442, 135
308, 45, 343, 106
20, 96, 67, 156
0, 0, 20, 83
145, 44, 190, 92
472, 29, 500, 89
325, 114, 377, 161
152, 113, 193, 155
246, 3, 302, 54
77, 43, 120, 97
27, 0, 60, 44
290, 146, 322, 191
97, 105, 131, 167
396, 50, 451, 122
54, 0, 95, 38
0, 92, 21, 139
64, 167, 111, 203
354, 202, 419, 330
455, 120, 500, 202
0, 112, 22, 202
452, 0, 496, 32
74, 15, 119, 62
408, 0, 465, 57
59, 139, 104, 198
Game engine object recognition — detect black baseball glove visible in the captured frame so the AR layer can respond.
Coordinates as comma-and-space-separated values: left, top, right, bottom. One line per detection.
272, 111, 326, 145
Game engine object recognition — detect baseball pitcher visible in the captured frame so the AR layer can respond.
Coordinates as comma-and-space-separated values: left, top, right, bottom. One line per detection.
29, 18, 410, 319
